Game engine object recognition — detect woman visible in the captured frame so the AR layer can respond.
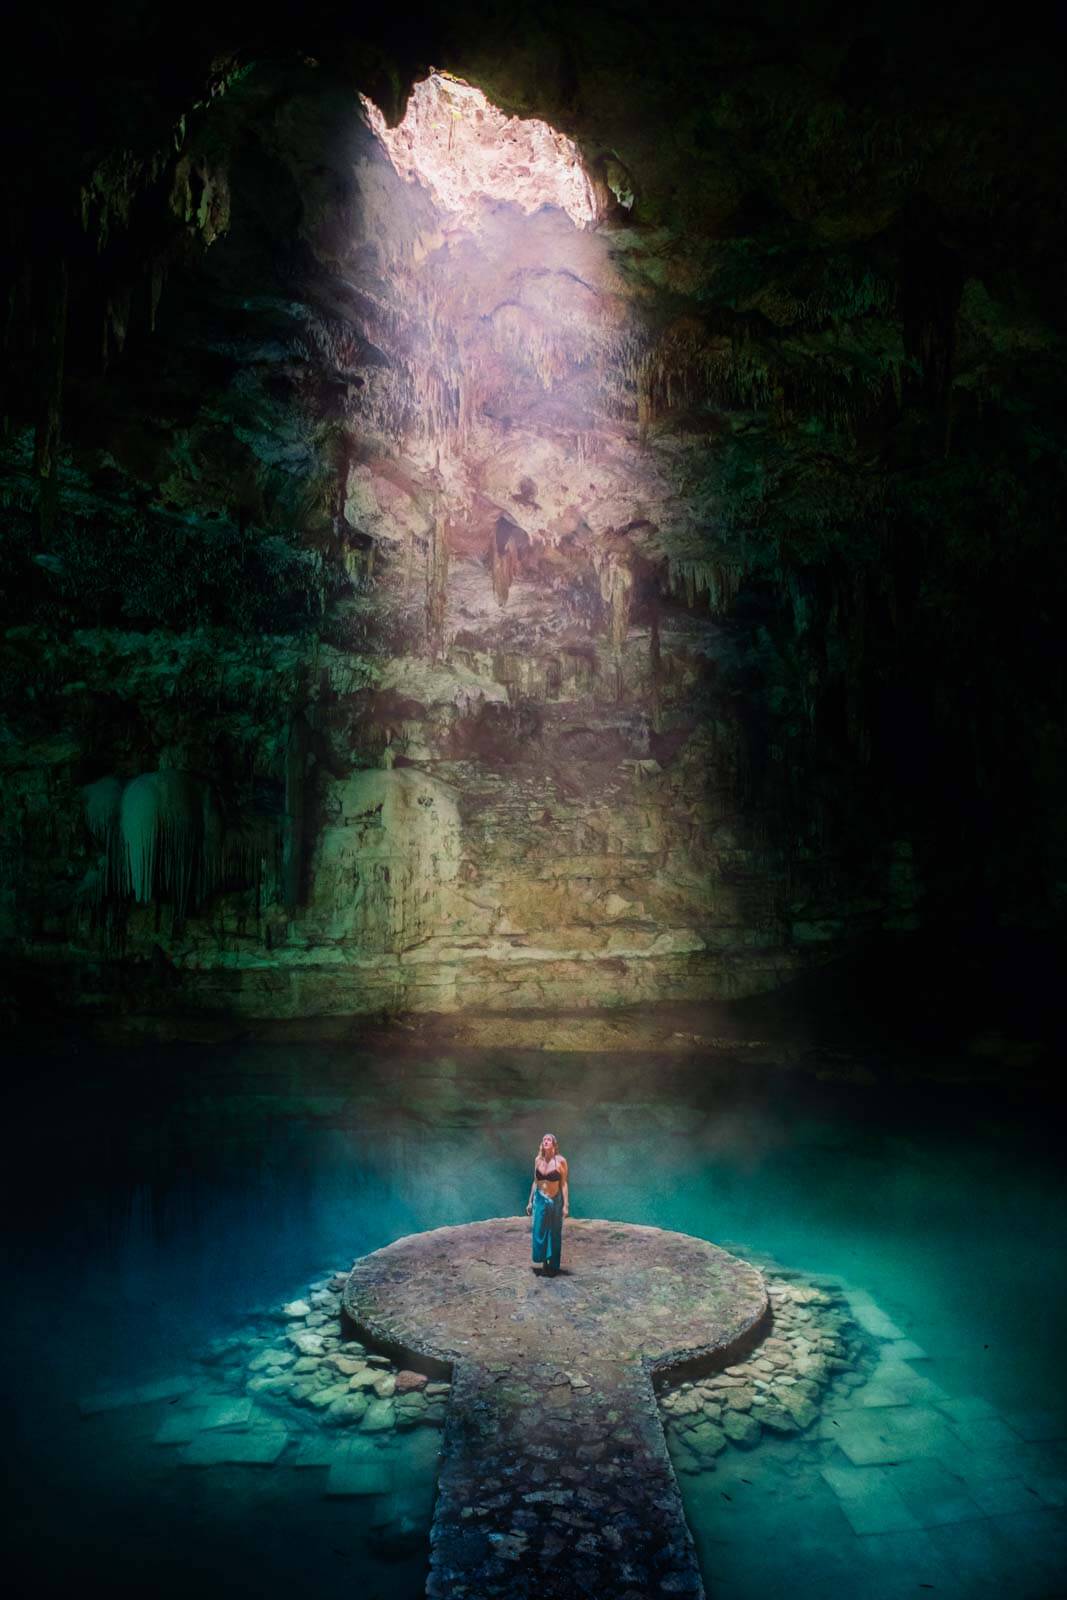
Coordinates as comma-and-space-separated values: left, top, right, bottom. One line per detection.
525, 1132, 569, 1275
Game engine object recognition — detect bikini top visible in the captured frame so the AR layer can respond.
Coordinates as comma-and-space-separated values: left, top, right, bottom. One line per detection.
535, 1163, 563, 1181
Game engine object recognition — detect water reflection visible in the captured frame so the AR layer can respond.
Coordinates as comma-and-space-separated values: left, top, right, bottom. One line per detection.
5, 1042, 1066, 1597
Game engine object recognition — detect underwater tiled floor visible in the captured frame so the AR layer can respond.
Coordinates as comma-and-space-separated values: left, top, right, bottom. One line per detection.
67, 1271, 1067, 1599
686, 1281, 1067, 1599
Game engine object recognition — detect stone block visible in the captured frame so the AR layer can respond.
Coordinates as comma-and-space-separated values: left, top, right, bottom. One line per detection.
663, 1389, 702, 1417
327, 1350, 364, 1376
249, 1348, 295, 1372
824, 1420, 906, 1467
246, 1374, 295, 1396
965, 1476, 1046, 1515
853, 1528, 954, 1595
361, 1398, 396, 1432
881, 1339, 928, 1362
306, 1381, 348, 1409
182, 1425, 288, 1465
946, 1442, 1030, 1485
819, 1464, 922, 1535
881, 1405, 959, 1456
199, 1396, 254, 1431
721, 1410, 761, 1448
154, 1409, 207, 1444
884, 1459, 984, 1526
347, 1367, 383, 1390
856, 1373, 945, 1408
287, 1330, 326, 1356
325, 1392, 371, 1427
928, 1517, 1037, 1597
1001, 1408, 1067, 1443
948, 1415, 1023, 1451
845, 1296, 907, 1341
414, 1402, 449, 1428
759, 1403, 800, 1435
778, 1391, 818, 1430
293, 1436, 357, 1468
935, 1393, 999, 1422
687, 1420, 727, 1460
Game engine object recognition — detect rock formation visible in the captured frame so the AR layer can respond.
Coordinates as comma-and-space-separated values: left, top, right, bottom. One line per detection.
2, 5, 1064, 1022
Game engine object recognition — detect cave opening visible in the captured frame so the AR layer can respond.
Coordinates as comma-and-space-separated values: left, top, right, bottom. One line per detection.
360, 72, 600, 230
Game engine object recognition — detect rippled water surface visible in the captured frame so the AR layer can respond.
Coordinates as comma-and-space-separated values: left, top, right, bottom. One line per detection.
5, 1040, 1066, 1598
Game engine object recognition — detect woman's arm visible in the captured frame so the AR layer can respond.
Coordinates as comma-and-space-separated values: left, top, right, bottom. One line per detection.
526, 1167, 536, 1215
560, 1158, 570, 1217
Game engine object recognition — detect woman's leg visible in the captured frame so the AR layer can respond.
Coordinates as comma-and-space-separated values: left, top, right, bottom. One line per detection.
545, 1194, 564, 1273
531, 1189, 549, 1265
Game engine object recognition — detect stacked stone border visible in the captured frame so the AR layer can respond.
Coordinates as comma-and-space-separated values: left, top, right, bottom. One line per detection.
657, 1265, 874, 1474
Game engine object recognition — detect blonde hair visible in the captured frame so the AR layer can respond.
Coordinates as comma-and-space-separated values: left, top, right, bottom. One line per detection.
535, 1133, 560, 1164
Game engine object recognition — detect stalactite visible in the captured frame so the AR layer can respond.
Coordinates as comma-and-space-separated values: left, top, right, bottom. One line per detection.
403, 355, 462, 444
282, 717, 308, 915
637, 381, 652, 443
33, 257, 68, 528
425, 515, 449, 658
491, 531, 518, 606
594, 551, 634, 648
83, 776, 126, 900
668, 559, 743, 613
559, 651, 597, 697
83, 770, 233, 924
488, 303, 576, 393
648, 599, 663, 731
614, 319, 792, 432
118, 771, 222, 920
402, 520, 417, 601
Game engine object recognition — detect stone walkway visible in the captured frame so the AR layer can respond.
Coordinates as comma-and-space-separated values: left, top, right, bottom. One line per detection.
74, 1243, 1066, 1595
343, 1217, 768, 1599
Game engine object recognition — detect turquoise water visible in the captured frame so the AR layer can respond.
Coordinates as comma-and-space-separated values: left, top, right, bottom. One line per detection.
5, 1042, 1066, 1597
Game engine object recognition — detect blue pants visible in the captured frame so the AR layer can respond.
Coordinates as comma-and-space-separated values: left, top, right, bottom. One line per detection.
531, 1188, 563, 1271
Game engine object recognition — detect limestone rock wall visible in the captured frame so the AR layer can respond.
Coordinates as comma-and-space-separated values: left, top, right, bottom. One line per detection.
2, 12, 1064, 1023
304, 769, 461, 953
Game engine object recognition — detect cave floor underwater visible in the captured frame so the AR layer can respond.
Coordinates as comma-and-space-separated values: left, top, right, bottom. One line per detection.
5, 1037, 1066, 1600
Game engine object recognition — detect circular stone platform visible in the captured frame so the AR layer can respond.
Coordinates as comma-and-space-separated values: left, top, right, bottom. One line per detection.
344, 1219, 768, 1600
344, 1216, 767, 1371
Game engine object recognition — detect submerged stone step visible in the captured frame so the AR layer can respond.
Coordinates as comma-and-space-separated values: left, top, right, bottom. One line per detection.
180, 1424, 288, 1466
344, 1217, 768, 1598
